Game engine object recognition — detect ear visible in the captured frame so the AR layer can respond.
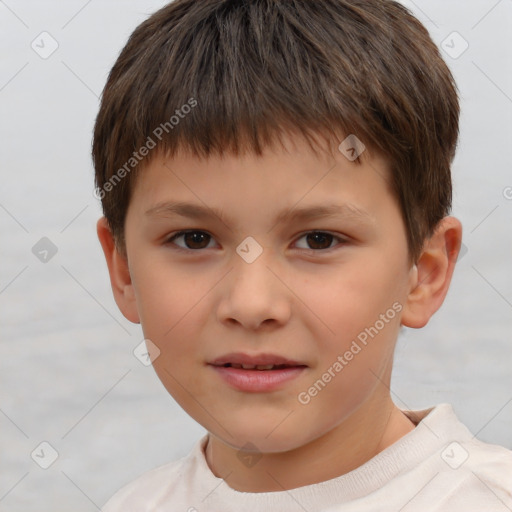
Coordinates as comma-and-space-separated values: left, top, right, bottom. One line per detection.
401, 216, 462, 328
96, 217, 140, 324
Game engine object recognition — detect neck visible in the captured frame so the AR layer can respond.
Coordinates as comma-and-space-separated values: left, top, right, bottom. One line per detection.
204, 392, 416, 492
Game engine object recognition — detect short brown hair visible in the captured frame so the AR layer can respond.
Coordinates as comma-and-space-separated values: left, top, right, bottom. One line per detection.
92, 0, 459, 262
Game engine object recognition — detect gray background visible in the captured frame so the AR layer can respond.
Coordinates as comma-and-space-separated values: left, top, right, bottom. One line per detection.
1, 1, 511, 510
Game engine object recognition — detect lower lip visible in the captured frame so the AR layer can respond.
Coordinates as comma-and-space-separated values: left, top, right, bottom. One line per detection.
210, 365, 306, 392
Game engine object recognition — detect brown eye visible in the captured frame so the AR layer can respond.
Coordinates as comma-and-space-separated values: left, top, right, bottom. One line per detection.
306, 232, 334, 250
167, 230, 345, 253
168, 231, 214, 250
295, 231, 341, 251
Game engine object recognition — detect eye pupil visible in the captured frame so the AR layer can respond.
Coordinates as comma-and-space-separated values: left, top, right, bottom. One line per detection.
307, 232, 333, 250
185, 232, 209, 249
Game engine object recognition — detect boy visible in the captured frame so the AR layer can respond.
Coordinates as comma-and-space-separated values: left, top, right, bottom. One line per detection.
93, 0, 512, 510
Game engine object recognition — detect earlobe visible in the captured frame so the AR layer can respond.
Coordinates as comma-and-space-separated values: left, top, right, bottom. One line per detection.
401, 216, 462, 328
96, 217, 140, 324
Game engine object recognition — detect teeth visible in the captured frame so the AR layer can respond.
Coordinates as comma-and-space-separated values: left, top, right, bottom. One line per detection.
224, 363, 293, 370
227, 363, 278, 370
256, 364, 274, 370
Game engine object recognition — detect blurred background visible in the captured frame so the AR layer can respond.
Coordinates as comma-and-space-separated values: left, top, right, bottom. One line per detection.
0, 0, 511, 510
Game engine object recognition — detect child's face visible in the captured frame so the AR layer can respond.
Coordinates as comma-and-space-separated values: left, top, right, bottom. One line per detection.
121, 132, 416, 453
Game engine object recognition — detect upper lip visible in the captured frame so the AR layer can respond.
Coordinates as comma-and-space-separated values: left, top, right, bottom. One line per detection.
209, 352, 307, 367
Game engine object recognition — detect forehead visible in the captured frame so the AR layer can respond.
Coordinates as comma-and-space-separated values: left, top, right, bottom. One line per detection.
128, 131, 395, 230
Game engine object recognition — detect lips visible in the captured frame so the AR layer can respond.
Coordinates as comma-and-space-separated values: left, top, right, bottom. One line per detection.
208, 353, 308, 392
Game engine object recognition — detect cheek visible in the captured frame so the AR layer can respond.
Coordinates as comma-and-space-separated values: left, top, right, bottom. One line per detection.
131, 262, 215, 400
132, 258, 209, 338
294, 256, 404, 343
292, 255, 404, 396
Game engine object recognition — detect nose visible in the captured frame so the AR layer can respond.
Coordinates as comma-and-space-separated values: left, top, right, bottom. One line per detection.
216, 248, 292, 331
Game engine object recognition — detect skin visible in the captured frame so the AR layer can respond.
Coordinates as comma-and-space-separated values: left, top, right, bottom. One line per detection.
98, 131, 462, 492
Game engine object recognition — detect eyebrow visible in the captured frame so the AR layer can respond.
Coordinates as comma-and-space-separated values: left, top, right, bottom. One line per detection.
145, 201, 374, 227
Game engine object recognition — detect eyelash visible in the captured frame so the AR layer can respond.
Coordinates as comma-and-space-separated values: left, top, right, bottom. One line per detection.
165, 230, 347, 254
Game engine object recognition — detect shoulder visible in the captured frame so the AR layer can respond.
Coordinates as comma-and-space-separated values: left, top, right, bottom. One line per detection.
101, 458, 185, 512
458, 436, 512, 496
418, 439, 512, 511
407, 404, 512, 510
428, 404, 512, 491
101, 436, 207, 512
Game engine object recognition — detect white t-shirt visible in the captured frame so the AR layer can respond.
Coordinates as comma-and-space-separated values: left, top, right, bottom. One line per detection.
102, 404, 512, 511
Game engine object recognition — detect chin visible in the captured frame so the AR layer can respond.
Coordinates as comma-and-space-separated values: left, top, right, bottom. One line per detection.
209, 417, 320, 454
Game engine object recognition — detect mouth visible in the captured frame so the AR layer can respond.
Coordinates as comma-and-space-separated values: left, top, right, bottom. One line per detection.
208, 353, 308, 392
211, 362, 305, 371
209, 352, 307, 368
